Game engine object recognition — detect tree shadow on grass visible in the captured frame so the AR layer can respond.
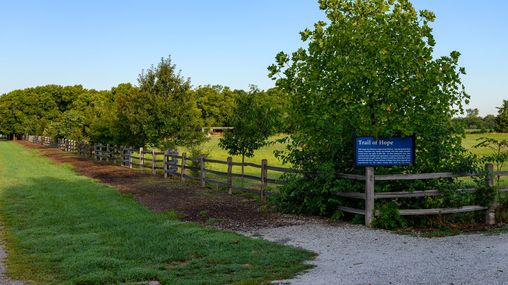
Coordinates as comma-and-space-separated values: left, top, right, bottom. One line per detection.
0, 176, 315, 285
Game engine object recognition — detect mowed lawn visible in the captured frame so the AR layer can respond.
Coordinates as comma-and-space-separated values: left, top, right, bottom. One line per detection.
185, 132, 508, 174
179, 133, 508, 189
188, 133, 508, 169
462, 132, 508, 160
0, 141, 314, 284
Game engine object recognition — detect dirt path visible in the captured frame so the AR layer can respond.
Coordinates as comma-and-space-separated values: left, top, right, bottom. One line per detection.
17, 141, 321, 231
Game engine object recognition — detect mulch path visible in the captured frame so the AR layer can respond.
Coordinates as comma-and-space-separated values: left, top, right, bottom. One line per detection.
18, 141, 323, 231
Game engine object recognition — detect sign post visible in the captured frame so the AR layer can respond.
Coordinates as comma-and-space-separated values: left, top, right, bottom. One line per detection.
355, 136, 415, 227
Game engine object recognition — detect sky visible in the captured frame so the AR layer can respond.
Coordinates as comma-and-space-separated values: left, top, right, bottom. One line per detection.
0, 1, 506, 116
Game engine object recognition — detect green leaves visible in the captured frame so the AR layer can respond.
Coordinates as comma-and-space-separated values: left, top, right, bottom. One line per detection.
219, 88, 281, 159
269, 0, 472, 177
495, 100, 508, 132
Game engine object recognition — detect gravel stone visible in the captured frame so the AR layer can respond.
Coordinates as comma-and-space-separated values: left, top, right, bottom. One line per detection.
251, 223, 508, 285
0, 241, 24, 285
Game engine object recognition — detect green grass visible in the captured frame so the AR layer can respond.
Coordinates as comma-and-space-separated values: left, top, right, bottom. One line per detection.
136, 133, 508, 190
183, 135, 289, 190
462, 132, 508, 158
193, 132, 508, 171
195, 134, 288, 167
462, 132, 508, 187
0, 141, 314, 284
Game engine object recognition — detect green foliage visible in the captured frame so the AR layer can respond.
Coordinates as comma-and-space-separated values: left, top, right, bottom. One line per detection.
132, 56, 204, 148
474, 137, 508, 174
192, 85, 238, 127
269, 0, 470, 173
452, 108, 497, 132
267, 0, 475, 216
90, 83, 142, 146
188, 144, 210, 177
495, 100, 508, 132
330, 211, 344, 222
474, 179, 496, 207
0, 141, 314, 284
372, 202, 407, 230
219, 87, 281, 168
0, 85, 110, 140
273, 163, 354, 216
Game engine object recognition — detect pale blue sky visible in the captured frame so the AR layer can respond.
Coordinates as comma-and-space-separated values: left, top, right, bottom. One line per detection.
0, 1, 506, 116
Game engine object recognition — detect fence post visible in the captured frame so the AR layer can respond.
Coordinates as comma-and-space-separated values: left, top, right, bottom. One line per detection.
163, 150, 169, 178
152, 149, 157, 175
181, 153, 187, 181
128, 147, 133, 168
260, 159, 268, 201
121, 147, 127, 166
365, 166, 375, 227
105, 144, 110, 162
227, 157, 233, 195
113, 145, 118, 164
485, 163, 496, 225
89, 142, 93, 159
139, 147, 144, 170
200, 156, 206, 187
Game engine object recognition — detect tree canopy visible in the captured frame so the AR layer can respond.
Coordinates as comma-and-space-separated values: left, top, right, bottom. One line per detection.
0, 85, 110, 140
495, 100, 508, 132
219, 87, 280, 173
269, 0, 471, 173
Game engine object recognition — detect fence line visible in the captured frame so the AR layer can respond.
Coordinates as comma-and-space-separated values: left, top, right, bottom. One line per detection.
23, 135, 508, 226
337, 165, 508, 226
24, 135, 285, 201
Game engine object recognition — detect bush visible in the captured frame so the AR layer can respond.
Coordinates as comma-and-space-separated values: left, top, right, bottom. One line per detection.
372, 202, 406, 230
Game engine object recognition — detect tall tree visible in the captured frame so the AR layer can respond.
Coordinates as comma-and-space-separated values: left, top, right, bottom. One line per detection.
495, 100, 508, 132
219, 87, 280, 176
121, 57, 204, 148
269, 0, 470, 173
268, 0, 474, 216
193, 85, 237, 127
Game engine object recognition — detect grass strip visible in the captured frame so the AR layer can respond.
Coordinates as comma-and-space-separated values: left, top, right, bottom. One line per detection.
0, 141, 314, 284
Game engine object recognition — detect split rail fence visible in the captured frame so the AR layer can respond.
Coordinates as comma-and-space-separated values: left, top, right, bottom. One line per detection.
25, 135, 291, 200
336, 166, 508, 226
24, 135, 508, 226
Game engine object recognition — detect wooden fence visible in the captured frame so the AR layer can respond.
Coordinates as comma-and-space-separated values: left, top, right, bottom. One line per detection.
24, 135, 508, 226
25, 135, 289, 200
336, 166, 508, 226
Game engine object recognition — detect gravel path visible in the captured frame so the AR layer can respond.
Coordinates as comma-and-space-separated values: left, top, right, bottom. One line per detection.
0, 243, 23, 285
252, 223, 508, 285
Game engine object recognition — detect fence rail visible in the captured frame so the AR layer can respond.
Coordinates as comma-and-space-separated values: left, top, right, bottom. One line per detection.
23, 135, 508, 226
24, 135, 289, 200
336, 165, 508, 226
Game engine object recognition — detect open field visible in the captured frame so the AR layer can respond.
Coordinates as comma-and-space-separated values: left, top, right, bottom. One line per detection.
462, 132, 508, 158
187, 132, 508, 169
180, 133, 508, 185
0, 141, 314, 284
114, 132, 504, 191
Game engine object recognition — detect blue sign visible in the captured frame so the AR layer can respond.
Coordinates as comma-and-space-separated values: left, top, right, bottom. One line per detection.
355, 136, 415, 167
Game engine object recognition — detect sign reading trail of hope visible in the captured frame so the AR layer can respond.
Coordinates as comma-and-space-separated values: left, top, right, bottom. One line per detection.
355, 136, 415, 167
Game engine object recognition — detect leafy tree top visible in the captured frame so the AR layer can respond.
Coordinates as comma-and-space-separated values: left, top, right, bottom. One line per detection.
495, 100, 508, 132
268, 0, 471, 173
219, 87, 280, 159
